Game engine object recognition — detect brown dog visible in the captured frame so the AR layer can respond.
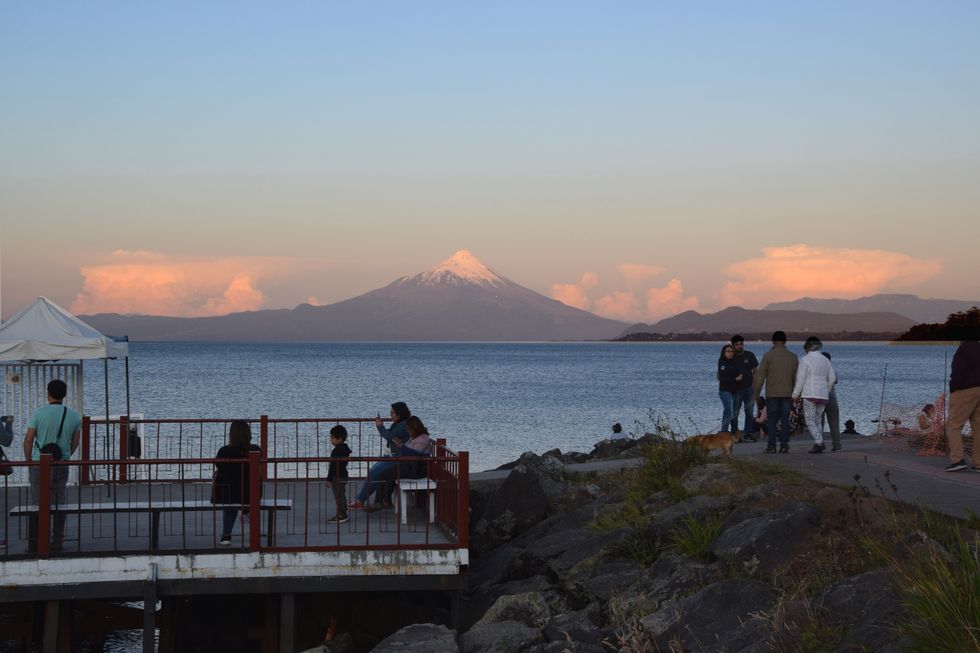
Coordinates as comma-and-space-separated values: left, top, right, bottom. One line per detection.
692, 431, 738, 457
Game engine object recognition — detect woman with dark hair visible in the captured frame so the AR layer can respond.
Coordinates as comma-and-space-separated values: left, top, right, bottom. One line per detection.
717, 344, 742, 433
212, 420, 261, 546
366, 416, 435, 513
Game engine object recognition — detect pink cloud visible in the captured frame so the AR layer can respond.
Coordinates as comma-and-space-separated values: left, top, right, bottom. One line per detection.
70, 251, 316, 317
645, 279, 700, 320
721, 244, 943, 307
594, 291, 641, 321
550, 272, 598, 310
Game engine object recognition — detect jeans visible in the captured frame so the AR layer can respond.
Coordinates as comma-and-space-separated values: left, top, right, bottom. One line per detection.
719, 391, 735, 432
766, 397, 794, 448
357, 460, 395, 503
822, 388, 840, 448
221, 508, 239, 538
29, 466, 70, 547
730, 387, 755, 433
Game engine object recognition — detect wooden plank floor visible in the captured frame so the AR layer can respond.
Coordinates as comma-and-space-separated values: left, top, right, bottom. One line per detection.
0, 480, 453, 558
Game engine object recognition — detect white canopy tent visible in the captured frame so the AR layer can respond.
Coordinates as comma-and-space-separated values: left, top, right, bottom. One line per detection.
0, 297, 131, 461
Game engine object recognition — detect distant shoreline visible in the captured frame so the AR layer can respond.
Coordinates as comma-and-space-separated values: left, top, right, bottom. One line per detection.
612, 331, 901, 342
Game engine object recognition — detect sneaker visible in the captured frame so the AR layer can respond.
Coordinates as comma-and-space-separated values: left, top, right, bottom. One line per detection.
219, 536, 232, 546
832, 446, 842, 452
348, 500, 364, 510
778, 445, 789, 454
945, 459, 968, 472
743, 435, 757, 443
333, 514, 349, 524
970, 465, 980, 473
0, 539, 6, 550
764, 446, 777, 454
808, 444, 825, 454
364, 502, 387, 513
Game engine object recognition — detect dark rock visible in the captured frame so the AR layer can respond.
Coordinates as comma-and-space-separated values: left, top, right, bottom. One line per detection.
476, 592, 551, 629
369, 624, 458, 653
564, 452, 590, 464
680, 463, 744, 495
542, 609, 603, 645
519, 526, 632, 579
566, 559, 644, 602
542, 448, 563, 459
635, 551, 721, 611
813, 568, 908, 651
459, 620, 544, 653
472, 469, 550, 553
641, 579, 778, 652
710, 501, 820, 574
525, 642, 609, 653
589, 438, 639, 459
648, 494, 734, 540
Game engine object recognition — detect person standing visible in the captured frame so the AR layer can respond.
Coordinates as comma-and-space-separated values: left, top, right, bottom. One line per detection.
944, 339, 980, 472
23, 380, 82, 552
730, 335, 760, 442
717, 344, 741, 432
754, 331, 799, 454
821, 351, 842, 451
327, 425, 352, 523
792, 337, 837, 454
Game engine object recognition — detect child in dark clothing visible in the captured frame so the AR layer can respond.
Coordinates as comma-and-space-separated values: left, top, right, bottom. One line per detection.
328, 425, 352, 523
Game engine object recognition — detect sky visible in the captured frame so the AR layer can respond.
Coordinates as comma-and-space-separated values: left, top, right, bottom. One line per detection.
2, 2, 979, 323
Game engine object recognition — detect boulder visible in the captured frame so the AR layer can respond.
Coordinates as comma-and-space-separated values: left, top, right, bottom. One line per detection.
515, 452, 567, 498
369, 624, 458, 653
519, 525, 632, 579
710, 501, 820, 574
459, 620, 544, 653
589, 438, 639, 459
476, 592, 551, 629
641, 579, 778, 651
635, 551, 720, 611
680, 463, 743, 495
542, 609, 604, 645
812, 568, 908, 651
566, 559, 644, 602
648, 494, 734, 540
472, 469, 550, 553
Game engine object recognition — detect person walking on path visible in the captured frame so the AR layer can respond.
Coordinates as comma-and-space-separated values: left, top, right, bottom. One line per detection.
792, 337, 837, 454
717, 344, 742, 433
730, 335, 759, 442
821, 351, 842, 451
22, 379, 82, 552
754, 331, 799, 454
944, 339, 980, 472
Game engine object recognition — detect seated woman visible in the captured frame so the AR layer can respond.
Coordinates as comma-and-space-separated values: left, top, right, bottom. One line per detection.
211, 420, 261, 546
888, 404, 936, 443
365, 416, 434, 513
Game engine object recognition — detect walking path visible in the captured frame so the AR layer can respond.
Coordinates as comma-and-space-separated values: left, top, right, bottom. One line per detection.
472, 435, 980, 520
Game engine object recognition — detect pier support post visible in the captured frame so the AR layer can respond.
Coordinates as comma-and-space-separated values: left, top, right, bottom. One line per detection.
42, 600, 59, 653
144, 563, 158, 653
279, 593, 295, 653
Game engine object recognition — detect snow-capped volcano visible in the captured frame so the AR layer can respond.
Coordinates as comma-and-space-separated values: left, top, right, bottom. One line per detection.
411, 250, 506, 287
81, 251, 629, 341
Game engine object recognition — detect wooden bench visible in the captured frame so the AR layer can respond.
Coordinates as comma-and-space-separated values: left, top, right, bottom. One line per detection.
396, 478, 438, 525
10, 498, 292, 551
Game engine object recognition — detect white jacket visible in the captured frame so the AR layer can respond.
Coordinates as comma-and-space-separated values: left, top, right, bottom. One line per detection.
793, 351, 837, 400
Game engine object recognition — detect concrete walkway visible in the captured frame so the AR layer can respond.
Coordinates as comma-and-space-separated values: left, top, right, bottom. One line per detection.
738, 434, 980, 519
473, 435, 980, 520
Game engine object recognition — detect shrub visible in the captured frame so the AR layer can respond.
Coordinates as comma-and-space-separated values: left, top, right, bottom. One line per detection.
667, 513, 724, 559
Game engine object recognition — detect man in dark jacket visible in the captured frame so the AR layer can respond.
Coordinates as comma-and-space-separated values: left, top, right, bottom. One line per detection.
945, 339, 980, 472
730, 335, 759, 441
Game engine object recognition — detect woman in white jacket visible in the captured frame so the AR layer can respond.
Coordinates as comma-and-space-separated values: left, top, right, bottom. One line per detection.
792, 337, 837, 453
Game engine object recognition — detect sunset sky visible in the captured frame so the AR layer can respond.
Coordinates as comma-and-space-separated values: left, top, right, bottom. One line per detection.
3, 2, 979, 322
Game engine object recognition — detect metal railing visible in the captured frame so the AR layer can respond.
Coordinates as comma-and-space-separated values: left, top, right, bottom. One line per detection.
0, 442, 468, 560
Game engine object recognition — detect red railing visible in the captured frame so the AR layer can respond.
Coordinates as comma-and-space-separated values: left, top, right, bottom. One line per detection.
0, 441, 468, 560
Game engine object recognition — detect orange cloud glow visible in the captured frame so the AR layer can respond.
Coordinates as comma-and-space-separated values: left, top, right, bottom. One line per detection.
721, 244, 943, 307
645, 279, 700, 319
71, 250, 319, 317
617, 263, 665, 282
550, 272, 598, 310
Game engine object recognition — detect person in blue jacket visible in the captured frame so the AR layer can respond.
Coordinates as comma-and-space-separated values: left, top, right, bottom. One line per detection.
349, 401, 411, 510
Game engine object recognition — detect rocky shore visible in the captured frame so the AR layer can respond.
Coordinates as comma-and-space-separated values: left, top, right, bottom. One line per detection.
332, 436, 978, 652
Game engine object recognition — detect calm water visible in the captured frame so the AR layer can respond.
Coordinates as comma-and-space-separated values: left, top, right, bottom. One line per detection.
82, 341, 957, 473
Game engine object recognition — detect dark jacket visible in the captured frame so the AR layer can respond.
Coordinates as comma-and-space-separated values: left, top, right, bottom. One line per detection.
327, 442, 351, 481
717, 359, 740, 393
732, 350, 759, 390
377, 420, 409, 455
212, 444, 261, 505
950, 341, 980, 393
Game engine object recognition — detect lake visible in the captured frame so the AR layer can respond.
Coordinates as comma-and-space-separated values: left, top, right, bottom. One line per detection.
79, 341, 957, 473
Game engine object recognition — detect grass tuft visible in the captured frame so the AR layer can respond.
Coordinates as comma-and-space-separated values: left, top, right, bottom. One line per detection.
667, 513, 724, 559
